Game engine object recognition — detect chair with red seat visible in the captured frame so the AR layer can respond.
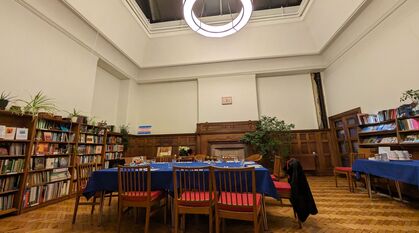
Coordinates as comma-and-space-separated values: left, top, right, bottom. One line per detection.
212, 167, 265, 233
117, 165, 167, 233
334, 153, 367, 192
173, 166, 213, 233
72, 163, 101, 224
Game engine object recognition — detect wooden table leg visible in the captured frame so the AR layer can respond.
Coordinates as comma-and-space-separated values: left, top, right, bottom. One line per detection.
366, 174, 372, 200
98, 191, 105, 225
395, 181, 402, 201
262, 195, 268, 231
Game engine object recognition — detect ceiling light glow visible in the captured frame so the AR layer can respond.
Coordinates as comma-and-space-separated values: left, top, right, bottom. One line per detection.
183, 0, 253, 38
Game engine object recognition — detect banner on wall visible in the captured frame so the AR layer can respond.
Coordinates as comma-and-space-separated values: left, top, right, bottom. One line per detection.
138, 125, 152, 135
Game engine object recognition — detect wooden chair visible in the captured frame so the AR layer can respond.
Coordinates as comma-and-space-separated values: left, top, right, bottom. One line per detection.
334, 153, 367, 192
212, 167, 265, 233
271, 156, 282, 181
72, 163, 101, 224
173, 166, 214, 233
117, 165, 167, 233
194, 154, 207, 162
245, 154, 262, 162
156, 156, 173, 162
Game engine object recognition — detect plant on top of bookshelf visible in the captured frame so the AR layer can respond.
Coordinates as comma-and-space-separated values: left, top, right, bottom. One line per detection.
20, 91, 57, 117
400, 89, 419, 103
0, 91, 15, 110
241, 116, 294, 169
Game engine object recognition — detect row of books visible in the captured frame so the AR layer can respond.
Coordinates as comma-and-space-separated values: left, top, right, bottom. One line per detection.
0, 159, 25, 174
362, 136, 398, 144
37, 120, 71, 132
35, 131, 75, 143
398, 118, 419, 131
0, 143, 26, 156
22, 180, 70, 208
31, 157, 69, 170
357, 109, 397, 125
106, 145, 124, 152
0, 126, 28, 140
77, 145, 102, 155
80, 125, 105, 135
105, 152, 123, 160
107, 136, 122, 144
27, 168, 71, 187
79, 134, 104, 144
77, 155, 101, 164
0, 176, 20, 192
34, 143, 71, 156
0, 194, 14, 211
401, 134, 419, 143
360, 123, 396, 133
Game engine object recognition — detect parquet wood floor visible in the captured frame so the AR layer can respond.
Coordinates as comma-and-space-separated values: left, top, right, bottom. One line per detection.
0, 176, 418, 233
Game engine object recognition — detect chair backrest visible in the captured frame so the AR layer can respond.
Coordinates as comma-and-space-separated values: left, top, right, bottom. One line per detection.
173, 166, 212, 205
194, 154, 207, 162
273, 155, 282, 178
156, 156, 172, 162
212, 167, 257, 212
118, 165, 151, 201
76, 163, 97, 194
245, 154, 262, 162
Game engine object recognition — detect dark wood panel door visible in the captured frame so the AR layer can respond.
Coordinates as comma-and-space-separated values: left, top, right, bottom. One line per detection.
329, 107, 361, 167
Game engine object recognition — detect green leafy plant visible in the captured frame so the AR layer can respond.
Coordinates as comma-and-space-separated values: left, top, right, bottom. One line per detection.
119, 124, 130, 152
21, 91, 56, 117
400, 89, 419, 103
178, 146, 190, 156
0, 91, 15, 110
67, 108, 81, 118
241, 116, 295, 168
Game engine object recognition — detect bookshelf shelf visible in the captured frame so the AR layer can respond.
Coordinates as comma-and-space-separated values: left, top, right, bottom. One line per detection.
0, 189, 19, 195
399, 129, 419, 133
359, 143, 399, 147
34, 141, 75, 144
26, 178, 71, 188
0, 172, 24, 177
32, 154, 71, 157
0, 139, 31, 143
28, 167, 72, 173
21, 195, 70, 213
0, 208, 18, 216
358, 130, 397, 136
0, 155, 25, 159
397, 115, 419, 120
37, 128, 73, 133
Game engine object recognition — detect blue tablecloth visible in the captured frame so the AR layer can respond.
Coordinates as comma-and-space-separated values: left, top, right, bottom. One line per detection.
83, 162, 279, 199
352, 159, 419, 186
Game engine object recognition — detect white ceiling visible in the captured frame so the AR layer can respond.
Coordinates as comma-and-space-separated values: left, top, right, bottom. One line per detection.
62, 0, 366, 68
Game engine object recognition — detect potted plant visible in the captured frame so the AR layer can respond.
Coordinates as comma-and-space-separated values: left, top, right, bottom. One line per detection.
399, 89, 419, 116
20, 91, 57, 117
119, 124, 130, 153
0, 91, 14, 110
241, 116, 295, 170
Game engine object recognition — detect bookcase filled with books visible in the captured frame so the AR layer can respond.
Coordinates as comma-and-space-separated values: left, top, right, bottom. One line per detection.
104, 132, 124, 169
358, 108, 419, 148
21, 116, 75, 212
0, 111, 33, 216
72, 124, 106, 193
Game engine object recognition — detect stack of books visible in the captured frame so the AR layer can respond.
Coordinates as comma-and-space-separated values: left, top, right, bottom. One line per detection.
36, 120, 70, 132
0, 159, 25, 174
360, 123, 396, 132
398, 118, 419, 131
0, 194, 15, 211
0, 176, 20, 192
22, 179, 70, 208
362, 136, 398, 144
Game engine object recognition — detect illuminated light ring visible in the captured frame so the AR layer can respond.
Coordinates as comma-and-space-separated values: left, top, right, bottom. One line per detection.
183, 0, 253, 38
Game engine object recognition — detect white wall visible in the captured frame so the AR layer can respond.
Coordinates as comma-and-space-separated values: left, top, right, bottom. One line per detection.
323, 0, 419, 116
91, 67, 121, 125
137, 81, 198, 134
0, 0, 98, 115
257, 74, 318, 129
198, 75, 259, 123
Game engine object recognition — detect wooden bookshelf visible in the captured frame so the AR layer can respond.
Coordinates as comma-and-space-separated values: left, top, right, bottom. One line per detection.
21, 116, 75, 211
0, 110, 34, 216
104, 132, 125, 168
357, 113, 419, 148
72, 124, 106, 194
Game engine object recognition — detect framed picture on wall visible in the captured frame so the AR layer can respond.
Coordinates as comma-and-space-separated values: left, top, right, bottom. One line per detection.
157, 146, 172, 157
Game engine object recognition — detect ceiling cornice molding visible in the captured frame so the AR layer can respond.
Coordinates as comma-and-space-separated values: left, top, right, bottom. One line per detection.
122, 0, 311, 38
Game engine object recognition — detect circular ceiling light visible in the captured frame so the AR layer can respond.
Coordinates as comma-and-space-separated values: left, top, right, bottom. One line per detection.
183, 0, 253, 38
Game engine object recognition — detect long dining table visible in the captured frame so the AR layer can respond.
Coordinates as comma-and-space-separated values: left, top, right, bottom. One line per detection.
83, 161, 279, 226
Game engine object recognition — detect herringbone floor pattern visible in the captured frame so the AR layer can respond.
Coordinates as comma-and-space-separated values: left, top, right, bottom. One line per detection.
0, 176, 418, 233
